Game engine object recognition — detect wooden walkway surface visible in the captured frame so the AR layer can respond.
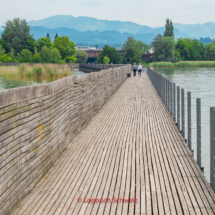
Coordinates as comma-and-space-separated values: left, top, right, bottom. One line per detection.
10, 74, 215, 215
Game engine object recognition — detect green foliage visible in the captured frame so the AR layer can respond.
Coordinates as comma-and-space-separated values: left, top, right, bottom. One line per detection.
51, 48, 61, 63
9, 48, 16, 62
37, 37, 52, 52
59, 60, 65, 64
164, 19, 174, 37
1, 18, 35, 54
32, 53, 41, 63
97, 45, 122, 64
18, 49, 32, 62
55, 33, 59, 40
103, 56, 110, 64
174, 50, 181, 62
175, 38, 204, 61
33, 66, 42, 77
40, 46, 52, 63
65, 56, 77, 63
122, 37, 149, 64
53, 36, 76, 59
25, 71, 33, 78
0, 44, 5, 57
75, 50, 88, 63
46, 33, 50, 39
151, 34, 175, 62
0, 54, 12, 62
204, 44, 215, 60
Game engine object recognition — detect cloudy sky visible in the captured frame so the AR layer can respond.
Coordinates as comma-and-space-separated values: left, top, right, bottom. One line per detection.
0, 0, 215, 27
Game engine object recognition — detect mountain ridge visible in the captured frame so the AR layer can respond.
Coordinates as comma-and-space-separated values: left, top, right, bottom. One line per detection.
27, 15, 215, 39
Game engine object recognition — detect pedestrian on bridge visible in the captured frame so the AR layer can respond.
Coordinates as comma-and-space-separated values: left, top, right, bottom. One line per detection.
132, 63, 137, 76
138, 63, 143, 77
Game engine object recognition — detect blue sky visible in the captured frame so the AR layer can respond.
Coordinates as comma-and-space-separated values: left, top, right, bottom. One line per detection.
0, 0, 215, 27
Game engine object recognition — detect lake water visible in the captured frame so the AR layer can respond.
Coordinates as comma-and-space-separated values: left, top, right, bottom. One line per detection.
154, 67, 215, 182
0, 69, 85, 92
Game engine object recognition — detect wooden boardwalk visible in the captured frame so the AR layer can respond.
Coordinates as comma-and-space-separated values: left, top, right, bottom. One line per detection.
10, 74, 215, 215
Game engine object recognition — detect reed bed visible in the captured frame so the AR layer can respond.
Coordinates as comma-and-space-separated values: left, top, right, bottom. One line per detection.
148, 61, 215, 68
0, 64, 74, 80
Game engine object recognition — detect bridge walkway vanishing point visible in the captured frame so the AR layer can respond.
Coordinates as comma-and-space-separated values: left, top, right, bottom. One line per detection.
10, 73, 215, 215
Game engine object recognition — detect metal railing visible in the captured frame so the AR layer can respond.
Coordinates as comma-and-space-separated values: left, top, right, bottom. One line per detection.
147, 67, 215, 191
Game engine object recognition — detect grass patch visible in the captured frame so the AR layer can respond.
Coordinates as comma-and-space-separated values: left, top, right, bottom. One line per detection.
147, 61, 215, 68
0, 63, 74, 80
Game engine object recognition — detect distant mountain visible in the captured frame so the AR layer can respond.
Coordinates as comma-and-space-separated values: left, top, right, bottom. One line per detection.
0, 25, 190, 47
174, 22, 215, 39
28, 15, 215, 39
29, 26, 155, 46
28, 15, 153, 35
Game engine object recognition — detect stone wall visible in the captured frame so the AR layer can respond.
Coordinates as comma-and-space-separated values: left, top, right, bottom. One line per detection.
0, 65, 130, 215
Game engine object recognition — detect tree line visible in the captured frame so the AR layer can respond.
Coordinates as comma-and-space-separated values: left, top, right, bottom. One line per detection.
0, 18, 89, 64
152, 19, 215, 62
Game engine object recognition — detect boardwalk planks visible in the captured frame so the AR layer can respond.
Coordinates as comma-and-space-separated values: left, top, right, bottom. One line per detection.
9, 73, 215, 215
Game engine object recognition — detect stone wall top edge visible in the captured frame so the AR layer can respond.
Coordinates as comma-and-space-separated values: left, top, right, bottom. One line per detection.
0, 75, 74, 109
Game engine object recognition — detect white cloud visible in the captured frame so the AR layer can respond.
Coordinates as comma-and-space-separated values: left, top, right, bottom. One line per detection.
0, 0, 215, 27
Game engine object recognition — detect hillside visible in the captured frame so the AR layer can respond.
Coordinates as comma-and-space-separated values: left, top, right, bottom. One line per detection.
28, 15, 215, 39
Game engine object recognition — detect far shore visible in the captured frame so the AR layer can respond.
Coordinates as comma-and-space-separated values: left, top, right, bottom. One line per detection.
145, 61, 215, 68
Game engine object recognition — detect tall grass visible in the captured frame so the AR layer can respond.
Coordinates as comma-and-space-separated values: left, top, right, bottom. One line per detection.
148, 61, 215, 68
0, 63, 74, 80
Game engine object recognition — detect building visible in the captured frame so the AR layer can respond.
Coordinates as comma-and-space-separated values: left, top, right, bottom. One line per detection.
142, 53, 154, 62
86, 50, 101, 63
80, 46, 154, 63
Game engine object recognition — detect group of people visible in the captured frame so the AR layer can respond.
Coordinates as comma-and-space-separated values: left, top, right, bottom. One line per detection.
132, 63, 143, 77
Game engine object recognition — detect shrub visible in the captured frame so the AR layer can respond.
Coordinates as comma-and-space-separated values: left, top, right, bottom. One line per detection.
75, 50, 88, 63
103, 56, 110, 64
19, 49, 32, 62
52, 48, 61, 63
33, 66, 42, 77
40, 46, 52, 63
25, 71, 33, 78
59, 60, 65, 64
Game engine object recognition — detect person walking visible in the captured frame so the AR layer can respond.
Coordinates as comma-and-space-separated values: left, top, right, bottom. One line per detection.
132, 63, 137, 77
138, 63, 143, 77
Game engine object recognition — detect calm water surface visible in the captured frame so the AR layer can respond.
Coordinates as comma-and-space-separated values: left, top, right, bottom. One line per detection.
154, 67, 215, 182
0, 69, 85, 92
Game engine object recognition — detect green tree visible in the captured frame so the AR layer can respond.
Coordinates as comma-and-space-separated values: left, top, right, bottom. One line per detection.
95, 44, 98, 49
51, 48, 61, 63
1, 18, 35, 54
9, 48, 16, 62
0, 54, 12, 62
18, 49, 32, 62
75, 50, 88, 63
32, 47, 41, 63
53, 36, 76, 59
65, 56, 77, 63
122, 37, 143, 64
151, 34, 175, 62
40, 46, 52, 63
175, 38, 191, 61
46, 33, 50, 39
37, 37, 52, 52
0, 44, 5, 57
103, 56, 110, 64
55, 33, 59, 40
96, 45, 122, 64
164, 19, 174, 37
204, 44, 215, 60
